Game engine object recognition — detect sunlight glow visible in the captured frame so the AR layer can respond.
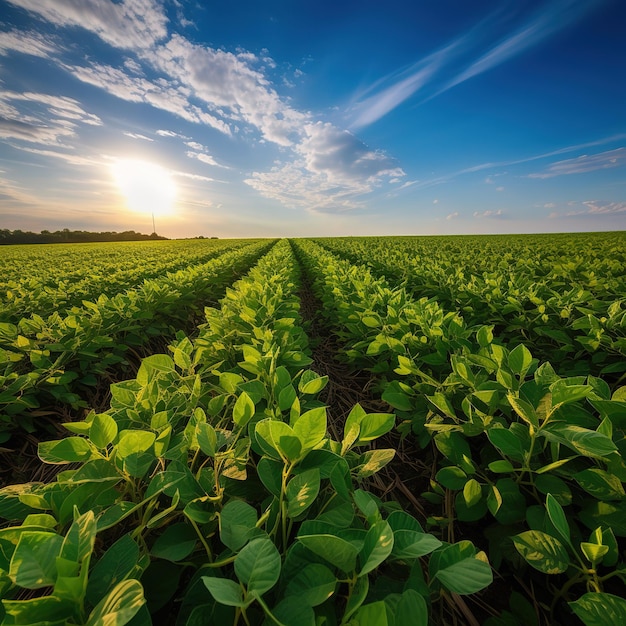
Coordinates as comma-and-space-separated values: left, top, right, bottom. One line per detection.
110, 159, 177, 218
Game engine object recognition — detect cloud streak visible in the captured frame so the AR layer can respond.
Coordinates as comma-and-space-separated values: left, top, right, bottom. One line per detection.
528, 148, 626, 178
349, 0, 607, 128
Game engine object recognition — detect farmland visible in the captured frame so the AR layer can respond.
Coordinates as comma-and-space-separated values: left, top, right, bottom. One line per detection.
1, 233, 626, 626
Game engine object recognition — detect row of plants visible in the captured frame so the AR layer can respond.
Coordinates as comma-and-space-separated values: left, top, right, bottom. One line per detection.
0, 239, 493, 625
293, 238, 626, 625
0, 240, 274, 440
315, 234, 626, 378
0, 239, 250, 324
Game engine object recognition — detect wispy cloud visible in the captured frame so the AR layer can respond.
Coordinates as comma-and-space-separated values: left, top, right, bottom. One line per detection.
528, 147, 626, 178
550, 200, 626, 218
446, 211, 459, 220
5, 0, 169, 50
0, 90, 101, 146
0, 28, 59, 58
349, 0, 607, 127
123, 131, 153, 141
473, 209, 504, 219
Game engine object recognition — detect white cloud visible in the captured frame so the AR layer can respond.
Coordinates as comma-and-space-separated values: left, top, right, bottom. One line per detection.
296, 122, 404, 186
446, 211, 459, 220
65, 60, 232, 135
10, 145, 102, 166
172, 170, 214, 183
433, 198, 439, 204
0, 29, 59, 58
185, 141, 204, 151
156, 129, 184, 138
186, 151, 223, 168
473, 209, 504, 218
0, 91, 101, 146
6, 0, 169, 50
528, 147, 626, 178
496, 186, 504, 192
123, 131, 153, 141
582, 200, 626, 215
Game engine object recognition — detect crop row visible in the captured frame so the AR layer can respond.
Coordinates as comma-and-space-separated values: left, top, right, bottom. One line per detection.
0, 240, 274, 439
0, 240, 492, 626
0, 239, 252, 323
293, 238, 626, 625
315, 234, 626, 378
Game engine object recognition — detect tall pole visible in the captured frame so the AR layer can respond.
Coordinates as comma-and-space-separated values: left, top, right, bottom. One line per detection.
152, 212, 156, 235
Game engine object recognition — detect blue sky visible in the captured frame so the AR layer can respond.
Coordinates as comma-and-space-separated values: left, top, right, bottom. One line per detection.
0, 0, 624, 238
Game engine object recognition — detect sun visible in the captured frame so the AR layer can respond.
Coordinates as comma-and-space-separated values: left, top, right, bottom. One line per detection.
110, 159, 177, 218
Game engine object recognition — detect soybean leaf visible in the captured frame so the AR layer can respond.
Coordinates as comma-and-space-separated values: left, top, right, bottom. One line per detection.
344, 404, 367, 442
2, 595, 74, 624
298, 372, 329, 395
534, 475, 572, 507
343, 574, 369, 622
356, 449, 395, 478
488, 460, 515, 473
90, 414, 118, 449
436, 466, 467, 490
255, 419, 302, 463
297, 534, 358, 573
202, 577, 245, 608
431, 541, 493, 595
220, 500, 259, 552
353, 601, 388, 625
292, 407, 327, 451
233, 392, 255, 428
507, 394, 539, 429
395, 589, 428, 626
550, 380, 592, 406
580, 542, 609, 564
388, 511, 442, 559
284, 563, 336, 606
116, 430, 156, 459
541, 423, 617, 459
86, 534, 139, 606
570, 592, 626, 626
85, 579, 146, 626
9, 531, 63, 589
287, 469, 320, 518
39, 437, 100, 464
136, 354, 175, 386
270, 597, 316, 626
60, 509, 96, 565
150, 523, 197, 562
574, 468, 625, 501
463, 479, 483, 508
359, 521, 394, 576
512, 530, 570, 574
278, 384, 297, 412
234, 537, 281, 597
256, 458, 282, 498
508, 344, 533, 376
353, 490, 379, 524
487, 428, 526, 462
545, 494, 572, 549
357, 413, 395, 443
196, 422, 217, 457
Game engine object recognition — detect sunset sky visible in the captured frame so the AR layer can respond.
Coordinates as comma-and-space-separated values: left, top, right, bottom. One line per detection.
0, 0, 625, 238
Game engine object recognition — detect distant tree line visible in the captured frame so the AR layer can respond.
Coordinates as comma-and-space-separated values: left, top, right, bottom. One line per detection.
0, 229, 168, 245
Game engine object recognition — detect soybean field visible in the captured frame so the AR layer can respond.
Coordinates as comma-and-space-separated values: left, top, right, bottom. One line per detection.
1, 233, 626, 626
